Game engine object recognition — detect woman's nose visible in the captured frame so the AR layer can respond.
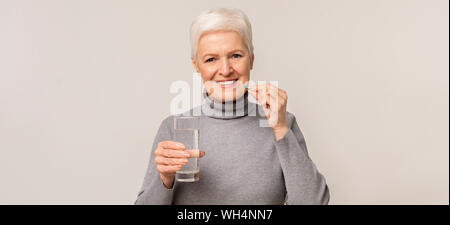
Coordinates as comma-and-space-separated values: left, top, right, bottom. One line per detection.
217, 58, 233, 76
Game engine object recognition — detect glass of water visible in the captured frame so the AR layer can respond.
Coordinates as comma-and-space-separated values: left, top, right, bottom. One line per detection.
174, 116, 200, 182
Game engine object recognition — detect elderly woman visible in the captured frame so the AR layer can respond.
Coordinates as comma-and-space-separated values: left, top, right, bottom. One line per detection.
135, 8, 329, 205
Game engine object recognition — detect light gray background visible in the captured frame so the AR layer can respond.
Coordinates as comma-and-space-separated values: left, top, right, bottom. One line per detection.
0, 0, 448, 204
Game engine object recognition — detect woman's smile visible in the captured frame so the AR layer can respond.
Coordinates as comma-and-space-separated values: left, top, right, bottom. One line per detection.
215, 79, 238, 88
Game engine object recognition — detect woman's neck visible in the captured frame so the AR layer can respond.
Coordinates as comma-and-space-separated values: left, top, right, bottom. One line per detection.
201, 89, 252, 119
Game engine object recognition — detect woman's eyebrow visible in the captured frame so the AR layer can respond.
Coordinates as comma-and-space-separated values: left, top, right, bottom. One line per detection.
228, 49, 245, 54
202, 53, 218, 59
233, 49, 245, 53
202, 49, 245, 58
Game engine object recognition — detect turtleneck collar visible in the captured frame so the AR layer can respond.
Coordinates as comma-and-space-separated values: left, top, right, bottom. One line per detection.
200, 88, 254, 119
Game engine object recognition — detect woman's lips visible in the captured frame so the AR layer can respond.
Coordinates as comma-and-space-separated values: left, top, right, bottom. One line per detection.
216, 79, 238, 88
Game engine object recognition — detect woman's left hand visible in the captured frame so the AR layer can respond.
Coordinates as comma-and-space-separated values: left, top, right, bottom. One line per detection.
247, 84, 289, 141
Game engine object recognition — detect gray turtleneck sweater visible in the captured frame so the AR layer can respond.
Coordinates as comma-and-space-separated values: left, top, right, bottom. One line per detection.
135, 91, 330, 205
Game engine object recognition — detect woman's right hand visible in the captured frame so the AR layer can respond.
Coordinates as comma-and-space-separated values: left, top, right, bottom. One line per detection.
154, 140, 205, 188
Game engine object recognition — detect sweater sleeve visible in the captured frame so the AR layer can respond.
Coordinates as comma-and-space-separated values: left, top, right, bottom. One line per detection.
273, 113, 330, 205
134, 116, 175, 205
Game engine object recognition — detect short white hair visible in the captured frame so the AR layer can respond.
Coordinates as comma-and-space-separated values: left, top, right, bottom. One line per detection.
190, 8, 254, 60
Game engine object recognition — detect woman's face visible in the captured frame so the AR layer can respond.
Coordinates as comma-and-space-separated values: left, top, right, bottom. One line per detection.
192, 30, 254, 102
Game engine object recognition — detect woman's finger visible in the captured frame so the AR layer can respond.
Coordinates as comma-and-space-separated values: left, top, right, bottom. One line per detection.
248, 89, 271, 117
268, 88, 287, 105
155, 148, 190, 158
248, 84, 276, 100
158, 140, 186, 150
248, 87, 269, 106
249, 89, 277, 110
157, 164, 182, 175
155, 156, 188, 166
251, 85, 286, 106
185, 149, 206, 158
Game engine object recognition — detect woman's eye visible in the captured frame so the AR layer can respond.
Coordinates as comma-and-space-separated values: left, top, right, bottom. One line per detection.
205, 58, 215, 63
232, 54, 242, 58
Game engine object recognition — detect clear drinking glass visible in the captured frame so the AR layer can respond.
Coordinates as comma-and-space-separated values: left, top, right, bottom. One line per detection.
174, 116, 200, 182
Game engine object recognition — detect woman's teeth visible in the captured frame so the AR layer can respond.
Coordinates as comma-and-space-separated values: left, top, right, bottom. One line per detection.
217, 80, 236, 85
218, 80, 234, 84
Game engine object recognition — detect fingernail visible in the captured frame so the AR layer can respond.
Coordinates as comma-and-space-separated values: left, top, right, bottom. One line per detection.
200, 151, 205, 157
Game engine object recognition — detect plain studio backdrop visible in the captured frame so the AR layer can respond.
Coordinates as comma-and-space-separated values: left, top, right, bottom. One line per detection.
0, 0, 448, 205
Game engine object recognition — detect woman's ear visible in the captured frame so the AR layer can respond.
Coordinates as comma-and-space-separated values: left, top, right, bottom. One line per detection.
191, 56, 200, 73
250, 54, 255, 70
